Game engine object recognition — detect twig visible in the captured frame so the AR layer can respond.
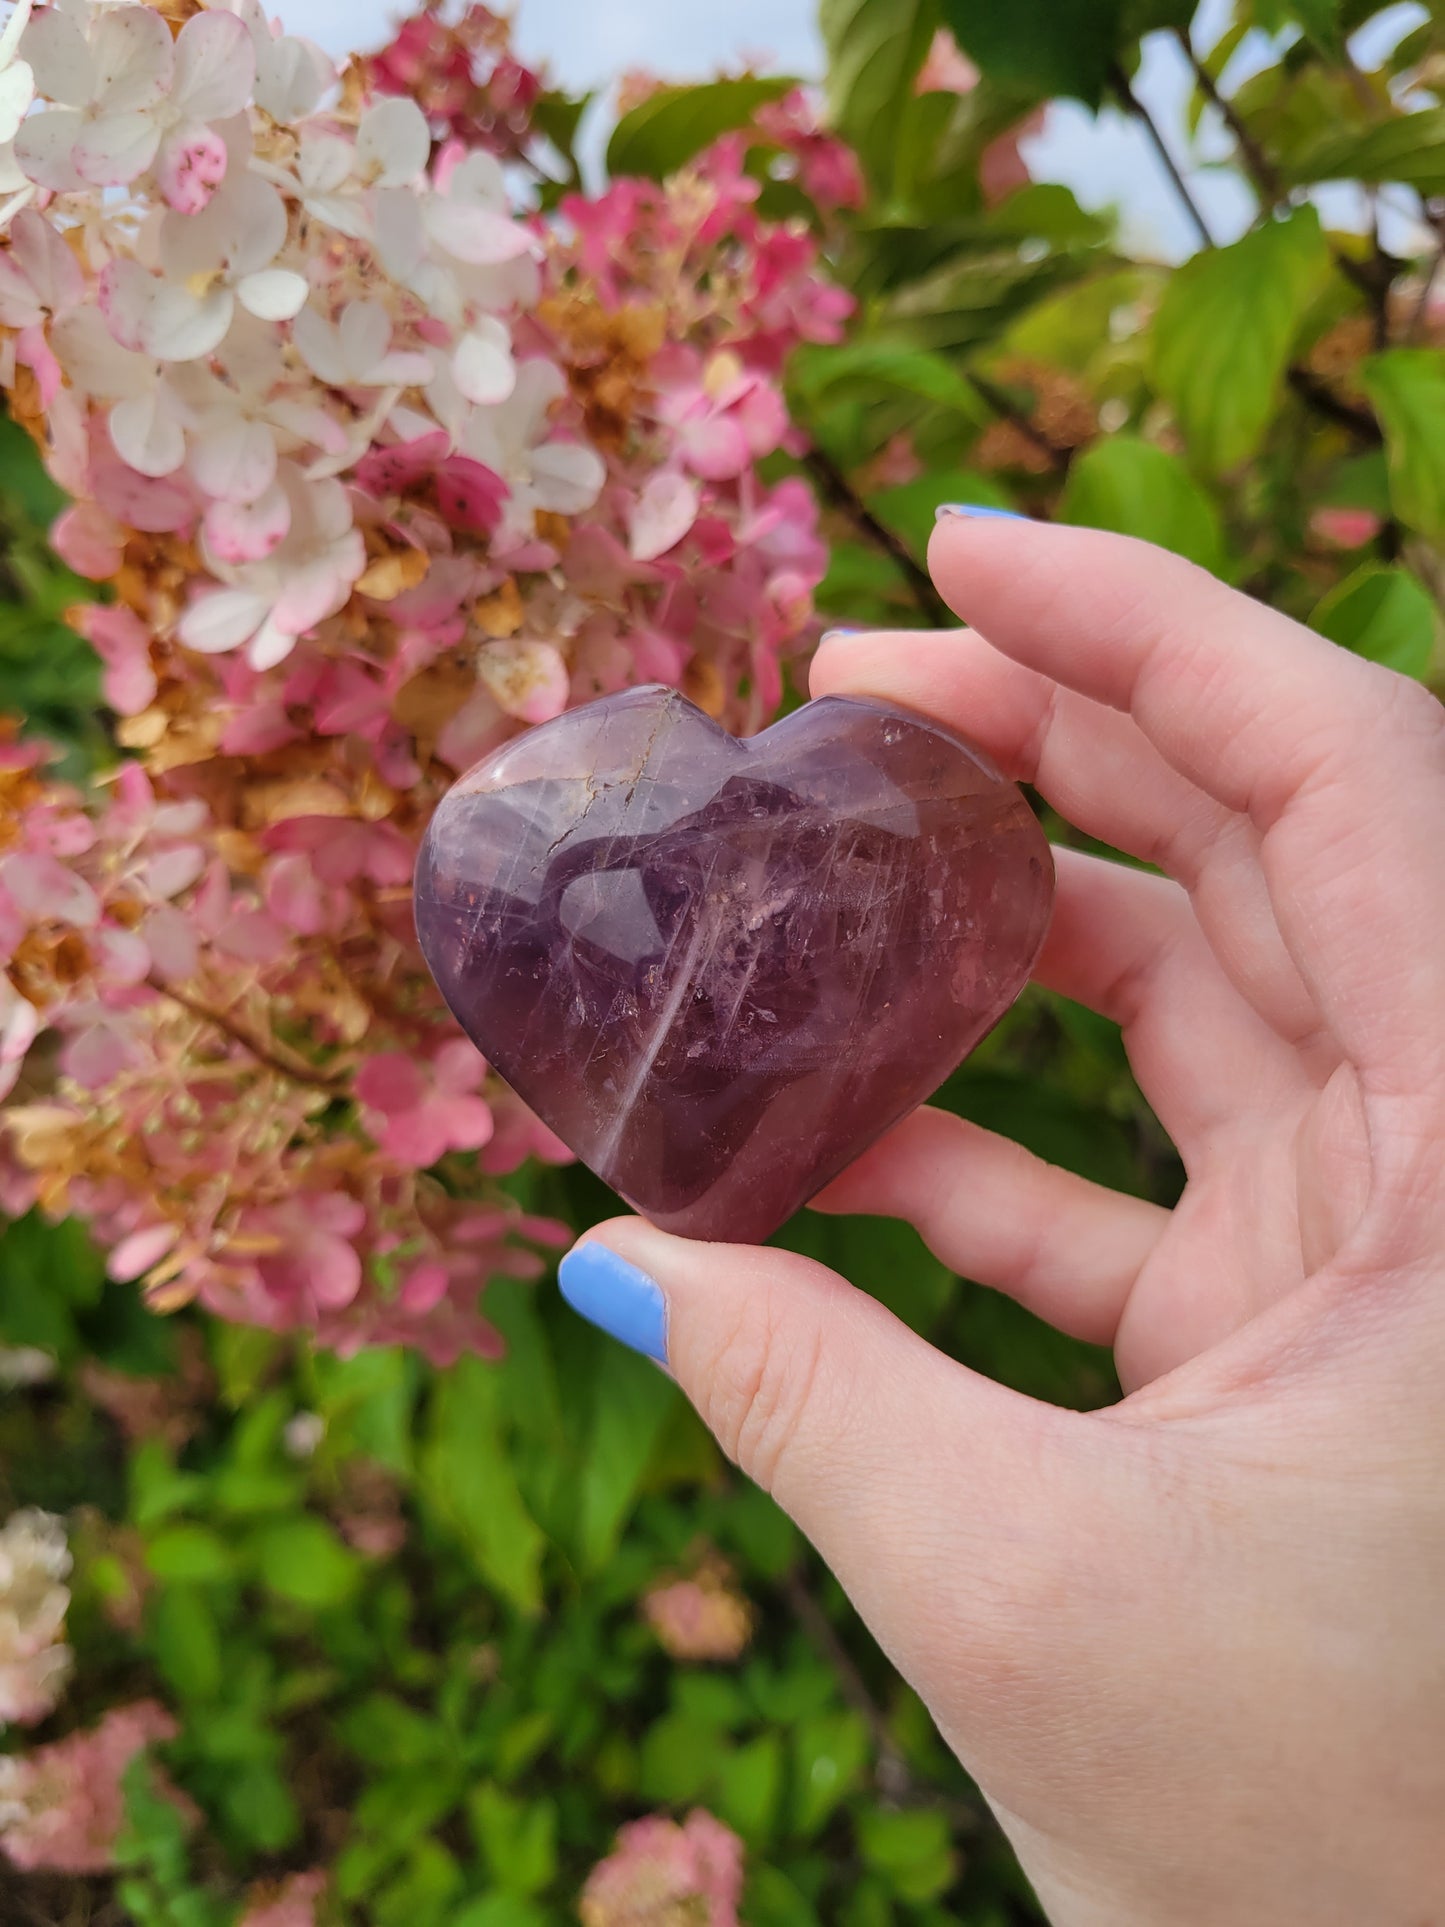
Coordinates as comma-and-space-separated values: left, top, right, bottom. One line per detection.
1175, 28, 1284, 205
965, 370, 1071, 476
784, 1569, 915, 1801
802, 445, 952, 627
1109, 60, 1215, 251
1175, 24, 1395, 330
152, 978, 346, 1093
784, 1566, 980, 1838
1285, 366, 1382, 442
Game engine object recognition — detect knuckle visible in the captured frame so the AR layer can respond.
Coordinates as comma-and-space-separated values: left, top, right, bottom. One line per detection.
698, 1285, 830, 1493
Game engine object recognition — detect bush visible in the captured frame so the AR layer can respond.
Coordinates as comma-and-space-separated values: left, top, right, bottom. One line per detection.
0, 0, 1439, 1920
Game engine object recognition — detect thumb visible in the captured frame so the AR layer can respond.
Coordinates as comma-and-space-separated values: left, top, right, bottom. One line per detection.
558, 1216, 1106, 1712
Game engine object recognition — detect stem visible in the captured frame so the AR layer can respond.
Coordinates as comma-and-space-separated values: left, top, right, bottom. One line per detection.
784, 1569, 916, 1803
1285, 366, 1382, 442
152, 979, 346, 1094
965, 371, 1071, 476
802, 445, 952, 627
1109, 60, 1215, 251
1175, 28, 1283, 205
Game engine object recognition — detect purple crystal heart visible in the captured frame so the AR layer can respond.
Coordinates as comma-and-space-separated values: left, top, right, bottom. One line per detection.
414, 685, 1054, 1243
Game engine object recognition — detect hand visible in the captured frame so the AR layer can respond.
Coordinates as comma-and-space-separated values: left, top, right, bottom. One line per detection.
557, 516, 1445, 1926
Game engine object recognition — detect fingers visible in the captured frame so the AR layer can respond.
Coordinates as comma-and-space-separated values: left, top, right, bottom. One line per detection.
813, 626, 1322, 1059
560, 1219, 1108, 1707
925, 518, 1445, 1086
811, 1105, 1167, 1346
1043, 850, 1311, 1133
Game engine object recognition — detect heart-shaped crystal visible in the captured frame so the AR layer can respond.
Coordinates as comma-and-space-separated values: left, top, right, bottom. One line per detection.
414, 685, 1053, 1242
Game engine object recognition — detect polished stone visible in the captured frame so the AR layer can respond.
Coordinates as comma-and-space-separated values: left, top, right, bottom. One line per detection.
414, 685, 1054, 1243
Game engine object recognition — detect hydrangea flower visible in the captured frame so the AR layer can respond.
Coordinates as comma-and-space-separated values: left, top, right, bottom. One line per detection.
580, 1810, 745, 1927
0, 0, 846, 1360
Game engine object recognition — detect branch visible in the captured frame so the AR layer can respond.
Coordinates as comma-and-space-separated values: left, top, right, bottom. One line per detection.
1109, 59, 1215, 251
1175, 25, 1396, 331
802, 445, 952, 627
784, 1568, 981, 1834
152, 979, 347, 1094
1175, 28, 1283, 206
1285, 366, 1382, 442
965, 370, 1071, 476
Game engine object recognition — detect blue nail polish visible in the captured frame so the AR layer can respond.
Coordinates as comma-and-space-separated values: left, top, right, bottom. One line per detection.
819, 628, 859, 643
558, 1242, 668, 1362
935, 503, 1028, 521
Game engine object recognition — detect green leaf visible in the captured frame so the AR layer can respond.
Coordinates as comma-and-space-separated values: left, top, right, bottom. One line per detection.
1361, 349, 1445, 543
791, 340, 990, 423
147, 1585, 222, 1703
576, 1343, 681, 1572
145, 1524, 234, 1584
420, 1354, 545, 1613
1149, 207, 1330, 472
1059, 436, 1227, 573
251, 1514, 361, 1609
791, 1709, 871, 1836
822, 0, 939, 191
453, 1900, 551, 1927
715, 1731, 785, 1844
467, 1783, 558, 1897
1286, 107, 1445, 192
607, 77, 794, 181
1310, 565, 1436, 679
941, 0, 1125, 106
857, 1805, 957, 1903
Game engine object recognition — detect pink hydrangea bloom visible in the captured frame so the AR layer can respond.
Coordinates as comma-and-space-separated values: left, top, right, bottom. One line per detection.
238, 1869, 328, 1927
580, 1810, 745, 1927
0, 1700, 180, 1873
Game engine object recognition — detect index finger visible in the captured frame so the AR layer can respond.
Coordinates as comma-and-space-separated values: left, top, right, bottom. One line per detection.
926, 516, 1445, 1092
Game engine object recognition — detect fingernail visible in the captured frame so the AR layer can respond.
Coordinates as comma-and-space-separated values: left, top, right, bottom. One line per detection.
819, 628, 859, 643
935, 504, 1028, 521
558, 1241, 668, 1363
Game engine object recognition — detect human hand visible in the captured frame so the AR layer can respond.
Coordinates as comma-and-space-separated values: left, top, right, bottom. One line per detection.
558, 515, 1445, 1926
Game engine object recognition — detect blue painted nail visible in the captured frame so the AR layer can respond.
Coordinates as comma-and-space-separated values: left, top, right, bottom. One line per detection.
935, 503, 1028, 521
558, 1242, 668, 1362
819, 627, 859, 642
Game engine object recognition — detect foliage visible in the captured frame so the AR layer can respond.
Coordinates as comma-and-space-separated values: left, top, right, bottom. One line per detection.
0, 0, 1441, 1922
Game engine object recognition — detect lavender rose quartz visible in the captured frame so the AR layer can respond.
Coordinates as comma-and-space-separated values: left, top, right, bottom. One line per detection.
414, 685, 1054, 1244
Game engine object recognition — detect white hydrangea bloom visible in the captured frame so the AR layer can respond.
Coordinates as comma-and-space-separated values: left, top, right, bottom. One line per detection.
0, 1509, 72, 1729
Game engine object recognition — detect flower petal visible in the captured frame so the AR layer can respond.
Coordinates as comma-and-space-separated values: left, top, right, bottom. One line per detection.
357, 95, 429, 187
109, 389, 184, 477
178, 585, 267, 654
90, 5, 173, 115
12, 105, 85, 190
629, 470, 699, 561
0, 60, 35, 147
73, 108, 161, 185
19, 5, 91, 106
156, 121, 228, 214
237, 267, 307, 321
337, 296, 390, 374
189, 413, 276, 504
170, 9, 253, 121
202, 479, 289, 563
453, 322, 515, 406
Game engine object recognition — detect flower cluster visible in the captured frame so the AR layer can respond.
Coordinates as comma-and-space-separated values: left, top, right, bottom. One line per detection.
579, 1809, 745, 1927
238, 1869, 328, 1927
0, 0, 846, 1356
0, 1698, 181, 1873
0, 1508, 71, 1729
642, 1553, 753, 1663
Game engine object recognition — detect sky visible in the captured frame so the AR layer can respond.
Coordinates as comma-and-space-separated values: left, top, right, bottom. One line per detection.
275, 0, 1432, 264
